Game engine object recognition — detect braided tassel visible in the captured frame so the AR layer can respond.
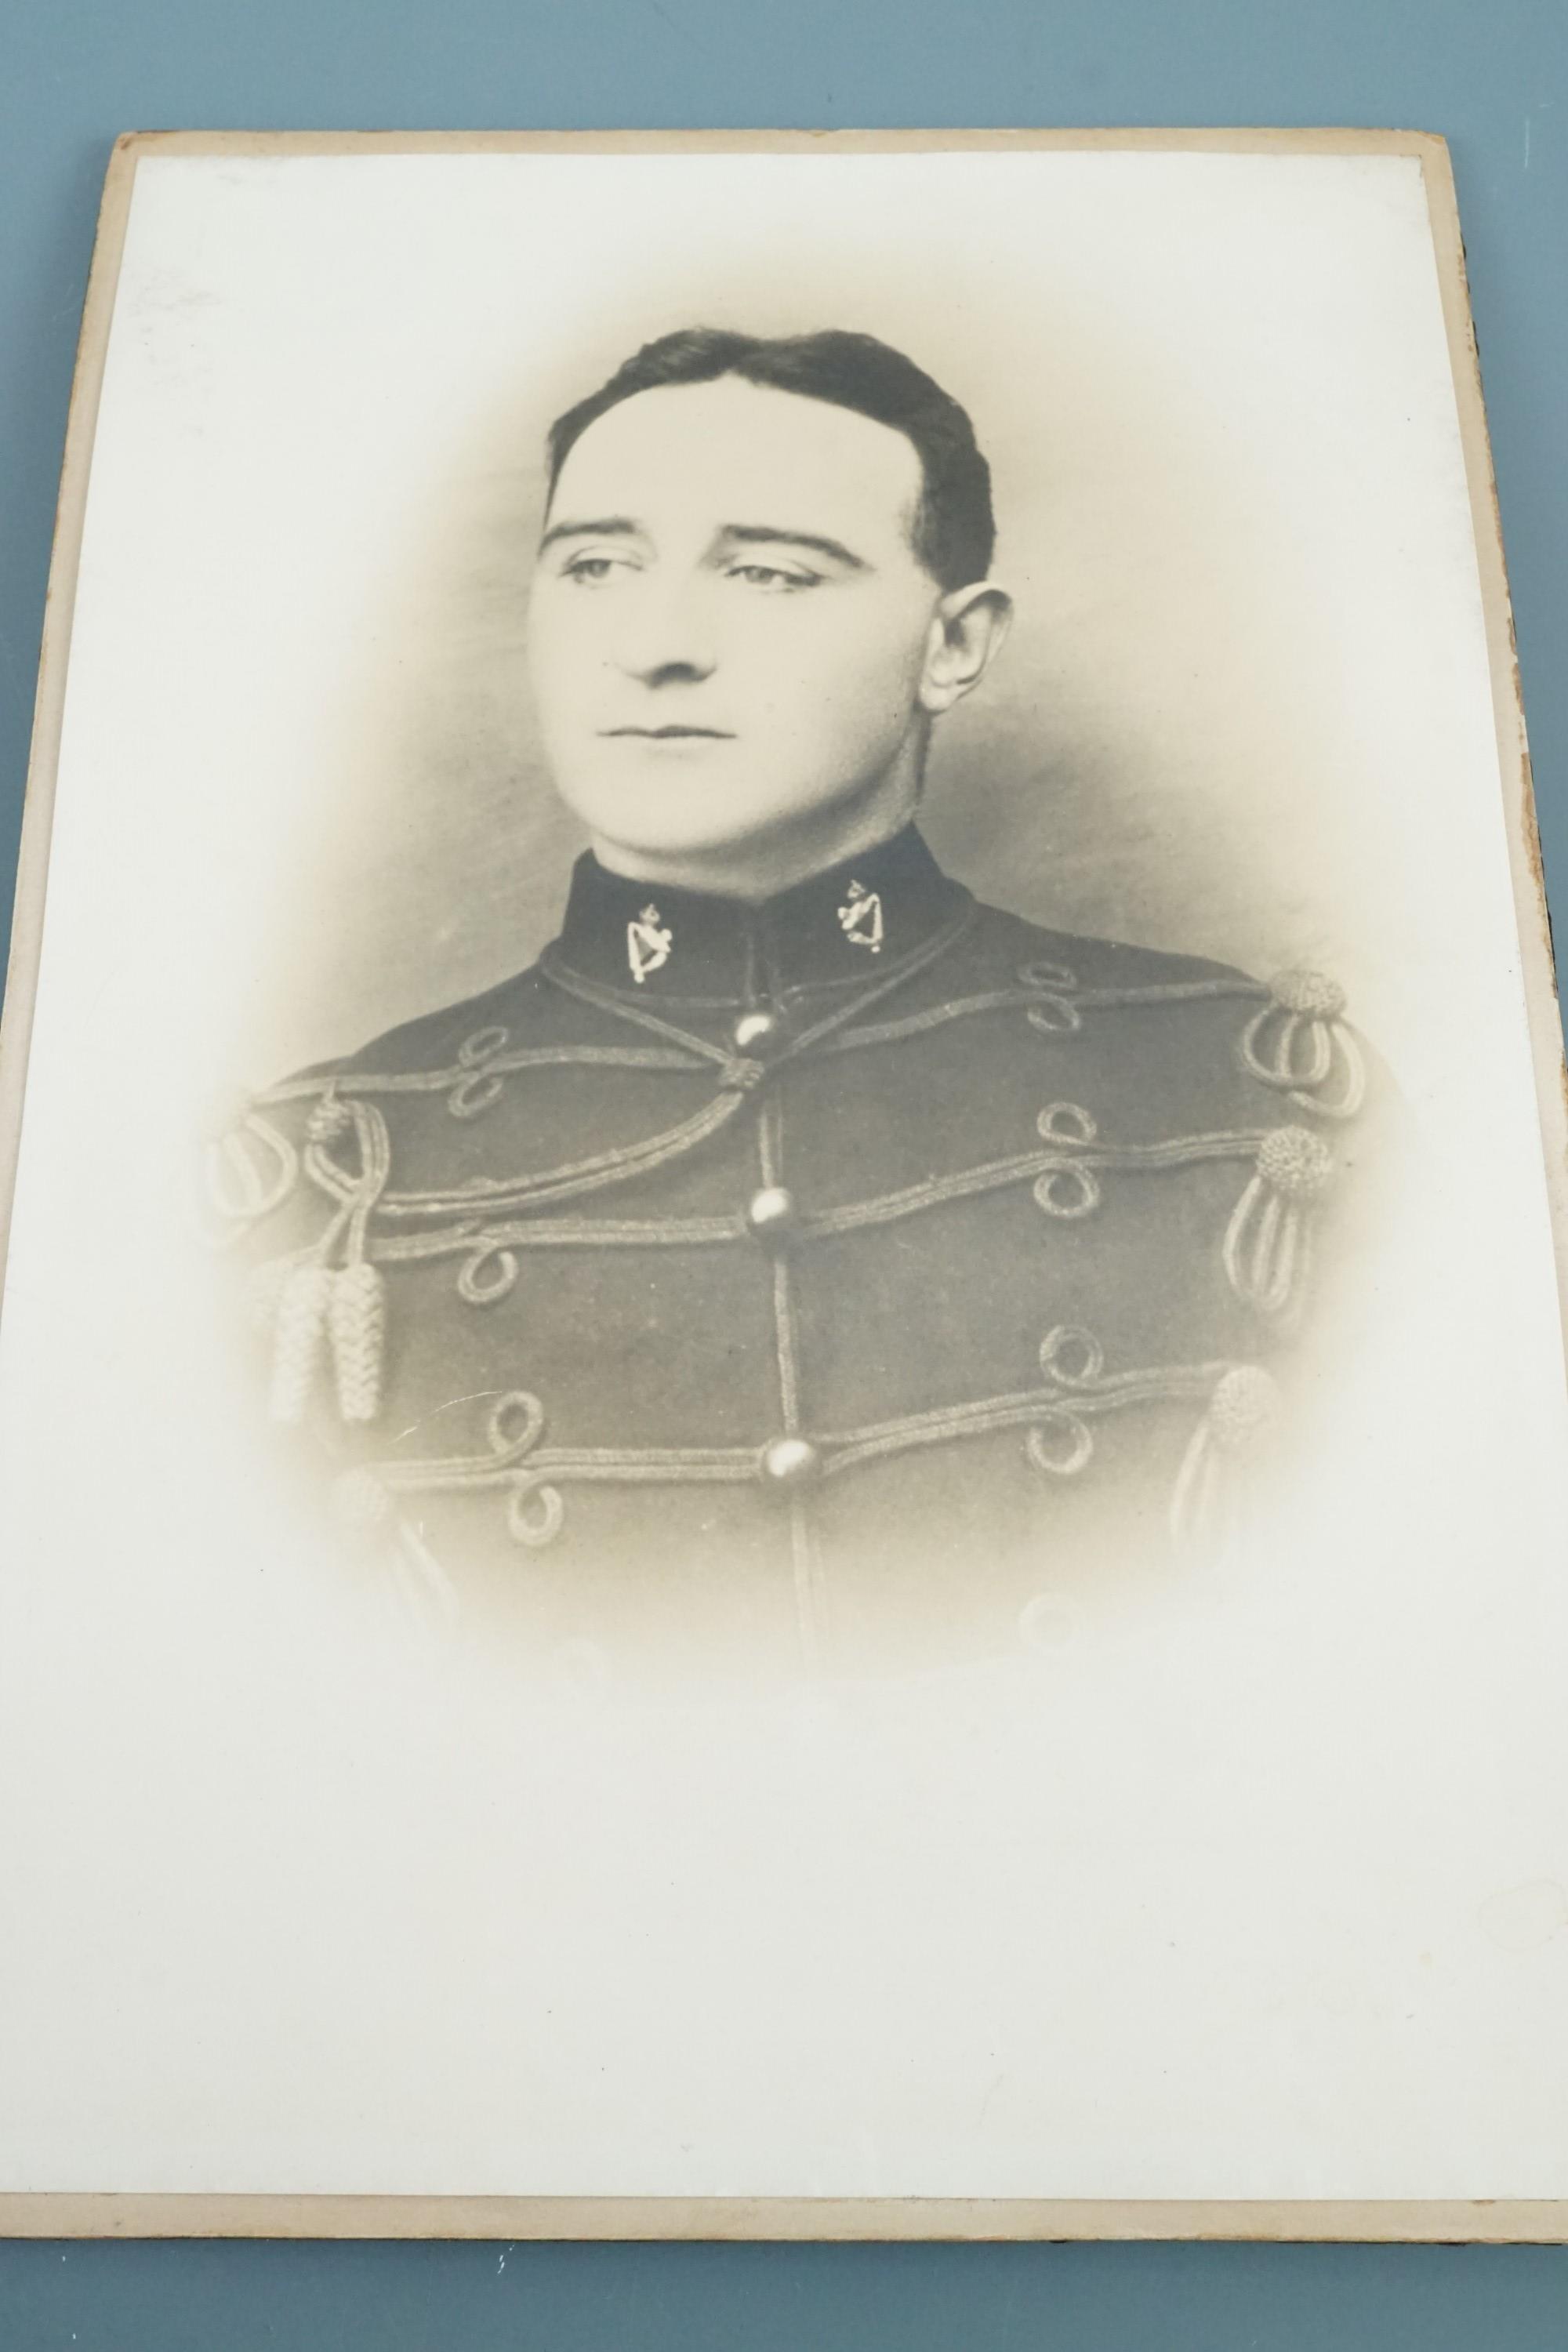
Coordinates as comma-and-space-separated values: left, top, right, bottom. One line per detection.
1223, 1125, 1333, 1323
246, 1256, 292, 1337
267, 1264, 334, 1425
1241, 968, 1366, 1120
1170, 1366, 1281, 1559
329, 1261, 387, 1423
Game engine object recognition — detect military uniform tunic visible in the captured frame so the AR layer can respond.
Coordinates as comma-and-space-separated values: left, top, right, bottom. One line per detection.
214, 826, 1369, 1675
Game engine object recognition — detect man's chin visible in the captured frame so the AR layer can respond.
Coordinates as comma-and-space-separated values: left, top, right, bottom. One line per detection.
554, 757, 913, 890
562, 784, 819, 865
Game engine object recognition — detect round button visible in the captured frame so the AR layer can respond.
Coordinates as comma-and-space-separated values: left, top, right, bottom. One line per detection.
759, 1436, 822, 1489
745, 1185, 797, 1241
733, 1008, 783, 1053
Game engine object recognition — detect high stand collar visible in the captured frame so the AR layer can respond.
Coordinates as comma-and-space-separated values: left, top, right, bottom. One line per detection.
550, 825, 969, 1004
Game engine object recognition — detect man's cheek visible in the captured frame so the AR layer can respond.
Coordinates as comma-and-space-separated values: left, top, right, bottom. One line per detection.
539, 646, 601, 732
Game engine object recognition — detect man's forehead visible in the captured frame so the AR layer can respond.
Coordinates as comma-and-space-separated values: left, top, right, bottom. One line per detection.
550, 376, 924, 535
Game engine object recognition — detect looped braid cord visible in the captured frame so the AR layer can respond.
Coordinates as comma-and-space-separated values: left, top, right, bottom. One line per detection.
263, 1094, 394, 1425
1038, 1324, 1106, 1385
448, 1069, 507, 1120
1033, 1163, 1102, 1218
1017, 958, 1080, 992
1223, 1125, 1334, 1323
205, 1110, 301, 1232
508, 1478, 566, 1549
1170, 1364, 1283, 1559
448, 1022, 516, 1118
458, 1024, 510, 1063
1240, 968, 1367, 1120
1025, 1414, 1095, 1478
1026, 996, 1084, 1038
458, 1240, 521, 1305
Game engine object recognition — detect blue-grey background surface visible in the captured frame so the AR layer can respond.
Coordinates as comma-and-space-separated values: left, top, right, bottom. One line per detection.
2, 1, 1566, 2344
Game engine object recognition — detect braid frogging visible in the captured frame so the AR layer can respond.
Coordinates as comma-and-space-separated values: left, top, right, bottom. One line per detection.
267, 1265, 334, 1425
329, 1261, 387, 1423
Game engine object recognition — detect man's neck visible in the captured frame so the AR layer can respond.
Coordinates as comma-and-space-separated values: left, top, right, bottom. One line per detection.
588, 759, 924, 906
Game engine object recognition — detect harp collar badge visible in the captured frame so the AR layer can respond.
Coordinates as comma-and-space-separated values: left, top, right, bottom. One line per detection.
837, 880, 884, 954
626, 904, 673, 985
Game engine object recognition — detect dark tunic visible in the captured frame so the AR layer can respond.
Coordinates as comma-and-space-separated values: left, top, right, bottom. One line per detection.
212, 826, 1371, 1679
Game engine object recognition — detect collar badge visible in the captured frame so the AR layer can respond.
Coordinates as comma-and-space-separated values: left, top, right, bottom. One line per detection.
626, 903, 673, 985
837, 880, 884, 954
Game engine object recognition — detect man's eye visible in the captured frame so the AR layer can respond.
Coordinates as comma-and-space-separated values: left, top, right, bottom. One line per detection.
728, 564, 818, 592
562, 555, 622, 583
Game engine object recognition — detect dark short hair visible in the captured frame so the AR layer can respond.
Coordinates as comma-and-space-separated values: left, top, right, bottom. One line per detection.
546, 327, 996, 590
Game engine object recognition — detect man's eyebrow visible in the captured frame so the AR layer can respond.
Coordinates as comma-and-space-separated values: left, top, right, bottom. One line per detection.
537, 515, 642, 552
720, 524, 869, 570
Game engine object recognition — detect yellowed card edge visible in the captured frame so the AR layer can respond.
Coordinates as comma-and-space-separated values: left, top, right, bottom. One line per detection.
106, 124, 1453, 159
1417, 138, 1568, 1334
0, 2193, 1565, 2243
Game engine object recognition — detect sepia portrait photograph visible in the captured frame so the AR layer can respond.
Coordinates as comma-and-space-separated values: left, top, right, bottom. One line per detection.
1, 128, 1566, 2234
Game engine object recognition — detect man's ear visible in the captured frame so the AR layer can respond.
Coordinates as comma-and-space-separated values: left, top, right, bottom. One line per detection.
917, 583, 1014, 714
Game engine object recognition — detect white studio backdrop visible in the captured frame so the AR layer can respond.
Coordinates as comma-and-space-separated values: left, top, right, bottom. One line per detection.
1, 145, 1566, 2201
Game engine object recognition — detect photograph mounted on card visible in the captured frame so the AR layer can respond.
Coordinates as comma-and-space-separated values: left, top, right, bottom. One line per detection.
0, 128, 1565, 2239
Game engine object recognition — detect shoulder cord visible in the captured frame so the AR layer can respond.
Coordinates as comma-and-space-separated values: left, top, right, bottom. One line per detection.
267, 1096, 393, 1425
818, 972, 1270, 1056
252, 1040, 706, 1109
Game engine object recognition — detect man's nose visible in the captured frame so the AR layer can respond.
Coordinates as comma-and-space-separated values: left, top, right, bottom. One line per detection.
609, 577, 718, 684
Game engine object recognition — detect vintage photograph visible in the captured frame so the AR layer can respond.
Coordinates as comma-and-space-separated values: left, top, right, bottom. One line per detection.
2, 130, 1566, 2230
211, 313, 1377, 1678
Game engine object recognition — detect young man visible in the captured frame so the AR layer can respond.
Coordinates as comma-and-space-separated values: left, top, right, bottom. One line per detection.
217, 328, 1368, 1674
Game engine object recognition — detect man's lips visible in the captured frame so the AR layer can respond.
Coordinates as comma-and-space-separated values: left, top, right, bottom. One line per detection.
600, 725, 735, 739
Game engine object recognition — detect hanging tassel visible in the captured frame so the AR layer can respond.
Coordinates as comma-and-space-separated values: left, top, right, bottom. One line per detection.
1223, 1124, 1333, 1322
329, 1261, 387, 1424
246, 1255, 292, 1337
331, 1466, 394, 1532
267, 1263, 334, 1425
1241, 967, 1366, 1120
1170, 1364, 1281, 1559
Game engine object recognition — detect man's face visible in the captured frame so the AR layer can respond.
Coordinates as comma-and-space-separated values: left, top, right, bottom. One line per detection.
526, 376, 948, 873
